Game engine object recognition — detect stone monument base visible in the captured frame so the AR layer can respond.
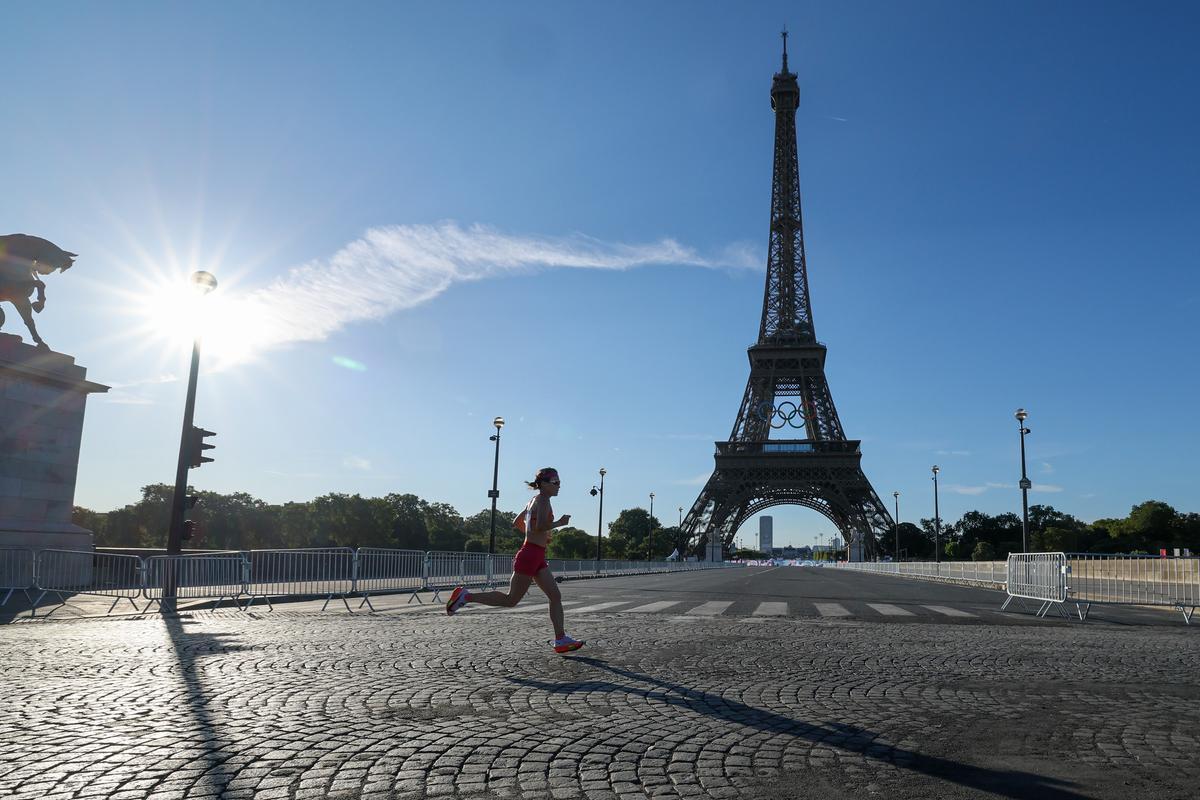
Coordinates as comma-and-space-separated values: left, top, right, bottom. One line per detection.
0, 333, 108, 559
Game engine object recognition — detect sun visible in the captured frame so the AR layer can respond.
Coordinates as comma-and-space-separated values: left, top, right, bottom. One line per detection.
130, 269, 265, 370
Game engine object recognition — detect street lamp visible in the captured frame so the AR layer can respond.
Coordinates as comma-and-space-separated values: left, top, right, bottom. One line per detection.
165, 271, 218, 612
931, 465, 941, 565
590, 468, 606, 564
893, 491, 900, 562
648, 492, 655, 561
487, 416, 505, 555
1016, 408, 1031, 553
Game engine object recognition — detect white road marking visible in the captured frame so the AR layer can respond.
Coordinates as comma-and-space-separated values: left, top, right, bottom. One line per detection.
625, 601, 683, 613
866, 603, 915, 616
685, 601, 734, 616
495, 600, 584, 614
814, 603, 851, 617
570, 601, 631, 614
921, 605, 977, 618
753, 602, 789, 616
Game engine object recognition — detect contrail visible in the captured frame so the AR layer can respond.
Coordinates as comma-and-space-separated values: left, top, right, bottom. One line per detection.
201, 221, 757, 369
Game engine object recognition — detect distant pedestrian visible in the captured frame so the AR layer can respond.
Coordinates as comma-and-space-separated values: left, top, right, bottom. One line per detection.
446, 467, 584, 654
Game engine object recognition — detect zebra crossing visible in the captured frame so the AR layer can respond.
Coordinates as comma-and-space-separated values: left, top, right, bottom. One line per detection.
436, 595, 1009, 622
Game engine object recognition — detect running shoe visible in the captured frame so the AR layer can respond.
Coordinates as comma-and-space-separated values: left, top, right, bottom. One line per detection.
553, 635, 584, 654
446, 586, 470, 615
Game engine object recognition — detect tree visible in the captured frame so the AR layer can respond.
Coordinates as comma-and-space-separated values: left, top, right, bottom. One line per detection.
547, 527, 595, 559
895, 522, 927, 559
385, 493, 429, 551
971, 541, 996, 561
606, 508, 660, 559
462, 508, 524, 554
424, 501, 466, 551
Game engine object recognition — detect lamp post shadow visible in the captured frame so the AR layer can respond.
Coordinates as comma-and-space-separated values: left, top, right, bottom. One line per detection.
508, 656, 1091, 800
161, 614, 252, 794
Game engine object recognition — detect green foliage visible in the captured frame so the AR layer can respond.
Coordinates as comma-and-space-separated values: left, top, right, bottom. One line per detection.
971, 541, 996, 561
605, 507, 662, 560
547, 526, 596, 559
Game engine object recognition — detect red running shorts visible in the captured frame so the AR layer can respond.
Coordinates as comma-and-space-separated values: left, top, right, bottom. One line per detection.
513, 543, 550, 577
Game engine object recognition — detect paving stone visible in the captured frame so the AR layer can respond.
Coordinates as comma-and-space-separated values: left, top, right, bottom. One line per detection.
0, 605, 1198, 799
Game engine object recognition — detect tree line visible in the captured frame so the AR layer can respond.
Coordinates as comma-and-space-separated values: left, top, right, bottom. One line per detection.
882, 500, 1200, 561
73, 484, 688, 560
74, 486, 1196, 561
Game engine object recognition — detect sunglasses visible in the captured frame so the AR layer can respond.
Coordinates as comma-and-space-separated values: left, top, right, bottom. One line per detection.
543, 478, 561, 485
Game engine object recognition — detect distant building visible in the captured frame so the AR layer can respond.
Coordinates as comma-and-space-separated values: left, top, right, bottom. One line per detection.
759, 516, 773, 553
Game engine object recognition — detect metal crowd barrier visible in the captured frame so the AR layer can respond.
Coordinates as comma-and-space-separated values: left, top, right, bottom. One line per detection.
834, 560, 1007, 588
0, 548, 35, 608
143, 554, 246, 610
354, 548, 426, 609
244, 547, 355, 611
1002, 553, 1069, 618
425, 551, 462, 601
1066, 553, 1200, 624
2, 546, 743, 618
32, 549, 143, 616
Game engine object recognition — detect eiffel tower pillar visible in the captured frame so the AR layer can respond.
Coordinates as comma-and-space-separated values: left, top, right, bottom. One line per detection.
683, 33, 892, 562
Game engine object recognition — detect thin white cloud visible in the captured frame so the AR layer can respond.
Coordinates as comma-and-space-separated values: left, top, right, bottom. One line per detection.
203, 222, 758, 369
935, 449, 972, 456
342, 456, 372, 471
102, 393, 156, 406
1040, 462, 1054, 474
648, 433, 719, 441
100, 373, 179, 404
944, 480, 1062, 496
672, 472, 712, 486
947, 481, 1012, 496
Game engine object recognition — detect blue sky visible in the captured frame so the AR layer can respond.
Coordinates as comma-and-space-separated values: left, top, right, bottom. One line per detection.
4, 2, 1197, 548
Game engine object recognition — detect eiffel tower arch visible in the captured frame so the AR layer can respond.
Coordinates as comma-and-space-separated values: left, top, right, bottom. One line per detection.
683, 34, 892, 562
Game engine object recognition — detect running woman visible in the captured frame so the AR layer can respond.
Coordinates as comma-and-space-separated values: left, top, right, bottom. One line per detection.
445, 467, 584, 654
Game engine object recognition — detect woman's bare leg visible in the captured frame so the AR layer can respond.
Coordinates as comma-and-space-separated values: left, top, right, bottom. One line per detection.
532, 567, 565, 638
469, 572, 533, 608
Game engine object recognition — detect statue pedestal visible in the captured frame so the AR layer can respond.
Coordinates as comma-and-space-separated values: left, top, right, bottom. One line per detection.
0, 334, 109, 554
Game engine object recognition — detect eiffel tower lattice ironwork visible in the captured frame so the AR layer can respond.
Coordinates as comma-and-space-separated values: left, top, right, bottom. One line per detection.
683, 33, 892, 562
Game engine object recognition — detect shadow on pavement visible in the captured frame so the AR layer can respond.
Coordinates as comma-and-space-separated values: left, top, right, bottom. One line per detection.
509, 656, 1092, 800
161, 614, 248, 794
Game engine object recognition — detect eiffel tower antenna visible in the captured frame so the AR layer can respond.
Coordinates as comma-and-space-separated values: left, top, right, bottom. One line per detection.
682, 38, 893, 563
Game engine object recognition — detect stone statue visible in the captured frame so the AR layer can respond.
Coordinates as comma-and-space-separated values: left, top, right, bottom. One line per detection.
0, 234, 77, 350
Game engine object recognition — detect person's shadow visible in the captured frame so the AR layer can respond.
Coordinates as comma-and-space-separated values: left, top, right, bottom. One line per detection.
508, 656, 1092, 800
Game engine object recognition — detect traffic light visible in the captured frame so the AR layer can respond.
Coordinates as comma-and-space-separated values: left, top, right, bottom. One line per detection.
187, 426, 216, 468
182, 520, 198, 540
184, 494, 199, 510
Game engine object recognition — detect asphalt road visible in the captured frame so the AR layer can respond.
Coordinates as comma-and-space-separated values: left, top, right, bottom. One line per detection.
2, 566, 1197, 800
548, 565, 1189, 627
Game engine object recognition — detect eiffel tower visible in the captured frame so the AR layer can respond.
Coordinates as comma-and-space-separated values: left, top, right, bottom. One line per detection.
683, 33, 892, 562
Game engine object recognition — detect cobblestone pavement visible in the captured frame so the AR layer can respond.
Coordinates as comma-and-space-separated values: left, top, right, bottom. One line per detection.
2, 602, 1199, 800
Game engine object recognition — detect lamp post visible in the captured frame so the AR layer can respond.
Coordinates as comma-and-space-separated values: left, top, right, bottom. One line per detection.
165, 271, 217, 613
591, 468, 606, 564
1016, 408, 1031, 553
931, 465, 941, 565
487, 416, 504, 555
647, 492, 655, 561
893, 491, 900, 562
